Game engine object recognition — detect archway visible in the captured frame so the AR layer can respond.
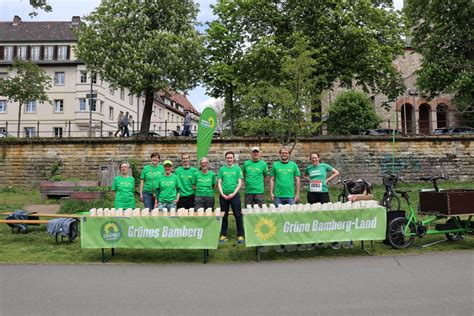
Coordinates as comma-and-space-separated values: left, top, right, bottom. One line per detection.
436, 104, 448, 128
400, 103, 414, 134
419, 103, 431, 134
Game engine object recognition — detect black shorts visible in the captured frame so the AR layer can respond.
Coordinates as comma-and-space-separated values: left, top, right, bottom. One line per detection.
307, 192, 330, 204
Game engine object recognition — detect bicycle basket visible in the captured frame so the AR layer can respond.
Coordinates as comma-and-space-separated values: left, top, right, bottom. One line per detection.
349, 179, 369, 194
383, 176, 396, 187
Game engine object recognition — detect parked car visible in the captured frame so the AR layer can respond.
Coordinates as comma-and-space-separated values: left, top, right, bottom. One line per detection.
131, 131, 163, 138
359, 129, 400, 135
433, 126, 474, 135
0, 132, 14, 138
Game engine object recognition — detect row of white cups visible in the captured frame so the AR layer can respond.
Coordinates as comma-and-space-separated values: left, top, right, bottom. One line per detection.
242, 200, 380, 214
89, 200, 380, 217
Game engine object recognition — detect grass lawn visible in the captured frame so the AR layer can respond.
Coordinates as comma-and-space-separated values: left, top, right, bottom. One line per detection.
0, 182, 473, 264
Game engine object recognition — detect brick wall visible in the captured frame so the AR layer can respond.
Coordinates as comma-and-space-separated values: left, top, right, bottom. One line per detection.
0, 136, 472, 188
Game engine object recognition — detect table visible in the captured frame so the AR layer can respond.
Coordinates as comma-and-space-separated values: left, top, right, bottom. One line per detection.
81, 216, 222, 263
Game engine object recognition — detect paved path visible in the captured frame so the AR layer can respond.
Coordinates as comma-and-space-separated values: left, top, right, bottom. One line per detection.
1, 252, 473, 315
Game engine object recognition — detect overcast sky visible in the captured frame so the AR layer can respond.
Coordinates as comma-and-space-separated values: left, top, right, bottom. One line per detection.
0, 0, 403, 112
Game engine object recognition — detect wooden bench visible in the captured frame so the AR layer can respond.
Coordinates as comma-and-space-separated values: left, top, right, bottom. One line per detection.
39, 181, 100, 200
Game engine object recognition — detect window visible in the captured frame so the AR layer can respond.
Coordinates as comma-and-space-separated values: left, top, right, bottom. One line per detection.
90, 99, 97, 112
54, 100, 63, 113
159, 108, 162, 117
153, 124, 156, 131
54, 72, 65, 85
109, 87, 114, 95
53, 127, 63, 138
80, 71, 87, 83
31, 46, 41, 60
58, 46, 67, 60
129, 94, 133, 105
18, 46, 27, 60
109, 106, 114, 120
153, 105, 157, 116
25, 101, 36, 113
24, 127, 36, 137
171, 114, 174, 122
79, 99, 87, 111
0, 100, 6, 113
91, 73, 97, 84
120, 88, 124, 100
4, 46, 13, 61
45, 46, 54, 60
167, 112, 170, 121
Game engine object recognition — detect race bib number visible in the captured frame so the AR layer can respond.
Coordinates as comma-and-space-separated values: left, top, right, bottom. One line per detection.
310, 180, 323, 192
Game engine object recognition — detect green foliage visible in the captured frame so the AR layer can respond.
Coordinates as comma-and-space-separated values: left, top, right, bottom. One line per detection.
326, 91, 382, 135
406, 0, 474, 126
59, 192, 114, 214
49, 161, 62, 181
204, 0, 406, 136
0, 60, 52, 137
74, 0, 204, 135
127, 158, 141, 188
28, 0, 52, 17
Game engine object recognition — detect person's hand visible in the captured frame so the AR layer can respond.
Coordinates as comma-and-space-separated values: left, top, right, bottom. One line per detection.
270, 193, 275, 202
228, 193, 235, 199
295, 194, 300, 203
140, 194, 144, 202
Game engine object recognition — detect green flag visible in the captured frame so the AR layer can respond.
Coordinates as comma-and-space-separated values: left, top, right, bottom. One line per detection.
197, 107, 217, 161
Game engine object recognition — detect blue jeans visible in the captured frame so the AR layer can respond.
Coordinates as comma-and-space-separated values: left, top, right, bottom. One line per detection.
143, 191, 156, 209
274, 197, 295, 206
158, 201, 176, 212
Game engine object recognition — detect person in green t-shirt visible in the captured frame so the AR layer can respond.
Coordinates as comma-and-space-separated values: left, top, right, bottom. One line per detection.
192, 157, 216, 210
243, 146, 269, 207
139, 152, 165, 209
175, 153, 198, 209
111, 161, 136, 209
217, 151, 245, 244
157, 160, 180, 211
270, 146, 301, 206
303, 152, 340, 204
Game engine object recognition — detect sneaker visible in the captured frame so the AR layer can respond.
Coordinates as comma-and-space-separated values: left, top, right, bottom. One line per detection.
342, 241, 353, 249
259, 246, 269, 253
286, 244, 297, 252
237, 236, 245, 244
297, 244, 306, 251
330, 242, 341, 250
219, 235, 228, 244
276, 245, 285, 252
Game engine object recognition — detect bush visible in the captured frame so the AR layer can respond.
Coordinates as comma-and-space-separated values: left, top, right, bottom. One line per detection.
326, 91, 382, 135
59, 192, 114, 214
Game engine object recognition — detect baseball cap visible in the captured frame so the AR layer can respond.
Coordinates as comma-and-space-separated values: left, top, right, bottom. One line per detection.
251, 146, 260, 152
163, 160, 173, 166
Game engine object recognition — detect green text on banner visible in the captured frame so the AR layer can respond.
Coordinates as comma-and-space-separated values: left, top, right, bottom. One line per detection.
196, 107, 217, 161
244, 208, 386, 247
81, 216, 221, 249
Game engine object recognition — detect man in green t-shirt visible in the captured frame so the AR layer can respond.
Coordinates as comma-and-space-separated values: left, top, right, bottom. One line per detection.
270, 146, 301, 206
139, 152, 165, 209
243, 146, 269, 207
157, 160, 180, 211
217, 151, 244, 244
175, 153, 198, 210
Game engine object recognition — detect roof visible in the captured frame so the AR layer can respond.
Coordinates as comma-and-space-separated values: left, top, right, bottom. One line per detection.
0, 16, 79, 43
158, 91, 200, 115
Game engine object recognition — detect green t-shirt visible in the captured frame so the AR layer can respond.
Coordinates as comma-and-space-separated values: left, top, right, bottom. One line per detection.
140, 164, 165, 192
192, 171, 216, 197
175, 166, 198, 197
270, 160, 301, 198
305, 163, 334, 193
157, 173, 180, 203
112, 175, 136, 209
243, 159, 269, 194
218, 164, 244, 195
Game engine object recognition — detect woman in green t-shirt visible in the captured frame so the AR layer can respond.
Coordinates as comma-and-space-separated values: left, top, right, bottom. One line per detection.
192, 157, 216, 210
303, 153, 340, 204
139, 152, 165, 209
112, 161, 136, 209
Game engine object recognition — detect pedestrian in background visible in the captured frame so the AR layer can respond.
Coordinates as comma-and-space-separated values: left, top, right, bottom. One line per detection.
114, 111, 124, 137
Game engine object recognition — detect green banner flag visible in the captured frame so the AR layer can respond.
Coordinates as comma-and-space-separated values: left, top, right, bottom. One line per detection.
244, 208, 386, 247
196, 107, 217, 161
81, 216, 221, 249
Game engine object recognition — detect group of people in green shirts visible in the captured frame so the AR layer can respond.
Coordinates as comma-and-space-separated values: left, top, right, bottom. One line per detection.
111, 146, 340, 244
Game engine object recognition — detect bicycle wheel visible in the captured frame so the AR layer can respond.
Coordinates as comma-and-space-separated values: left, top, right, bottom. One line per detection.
387, 217, 415, 249
338, 194, 347, 203
380, 195, 401, 211
445, 218, 464, 241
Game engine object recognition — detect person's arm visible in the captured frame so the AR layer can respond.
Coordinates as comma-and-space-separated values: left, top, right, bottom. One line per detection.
326, 168, 340, 185
139, 179, 144, 201
269, 176, 275, 201
302, 169, 310, 181
295, 176, 300, 203
174, 192, 180, 204
217, 178, 226, 199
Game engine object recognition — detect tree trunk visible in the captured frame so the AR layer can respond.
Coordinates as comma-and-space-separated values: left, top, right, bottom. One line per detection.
140, 86, 154, 136
17, 103, 22, 137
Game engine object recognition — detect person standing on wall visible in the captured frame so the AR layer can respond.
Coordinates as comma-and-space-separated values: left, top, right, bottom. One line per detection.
218, 151, 245, 244
243, 146, 269, 207
175, 153, 198, 209
270, 146, 301, 206
181, 110, 191, 136
303, 153, 340, 204
122, 111, 130, 137
111, 161, 136, 209
139, 152, 165, 210
114, 111, 124, 137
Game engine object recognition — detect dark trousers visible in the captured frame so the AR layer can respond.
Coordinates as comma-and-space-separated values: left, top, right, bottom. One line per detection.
219, 193, 244, 237
245, 193, 264, 207
307, 192, 330, 204
177, 195, 195, 210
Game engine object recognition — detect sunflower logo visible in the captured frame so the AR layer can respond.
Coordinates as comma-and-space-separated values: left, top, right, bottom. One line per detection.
254, 218, 277, 241
101, 221, 122, 242
208, 117, 216, 128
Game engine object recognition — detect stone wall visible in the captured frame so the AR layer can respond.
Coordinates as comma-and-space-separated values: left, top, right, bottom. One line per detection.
0, 136, 472, 188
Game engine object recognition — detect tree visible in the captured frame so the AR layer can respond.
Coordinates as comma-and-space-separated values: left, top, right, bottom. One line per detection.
75, 0, 204, 135
405, 0, 474, 126
28, 0, 52, 17
0, 60, 51, 137
326, 90, 382, 135
204, 0, 406, 137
